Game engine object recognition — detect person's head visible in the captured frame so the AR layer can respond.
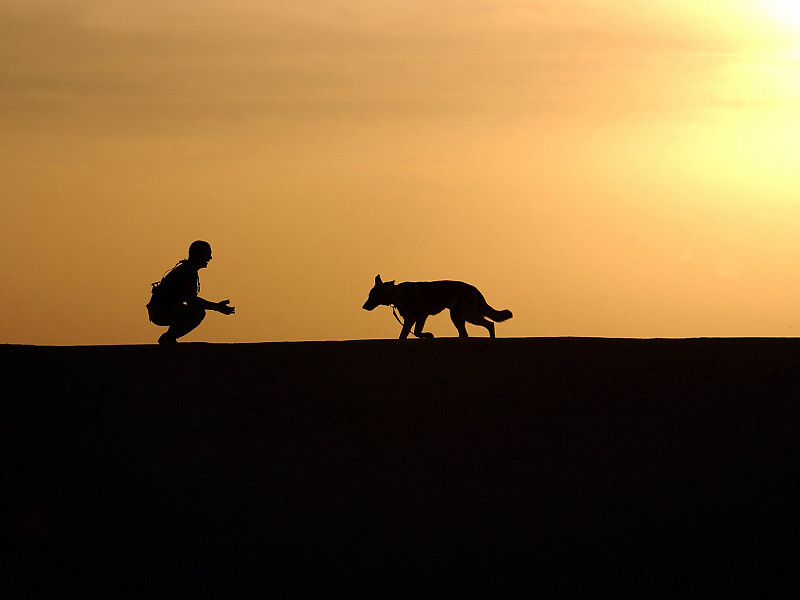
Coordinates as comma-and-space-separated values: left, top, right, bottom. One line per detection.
188, 240, 212, 268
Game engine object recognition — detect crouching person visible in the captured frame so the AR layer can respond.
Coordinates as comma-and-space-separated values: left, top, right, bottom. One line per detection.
147, 240, 235, 344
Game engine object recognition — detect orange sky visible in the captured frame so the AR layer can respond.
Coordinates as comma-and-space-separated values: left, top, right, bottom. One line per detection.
2, 0, 800, 344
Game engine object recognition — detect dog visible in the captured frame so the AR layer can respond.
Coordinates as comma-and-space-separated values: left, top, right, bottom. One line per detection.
362, 274, 512, 339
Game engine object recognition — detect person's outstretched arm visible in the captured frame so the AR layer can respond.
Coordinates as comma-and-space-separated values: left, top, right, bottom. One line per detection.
188, 296, 235, 314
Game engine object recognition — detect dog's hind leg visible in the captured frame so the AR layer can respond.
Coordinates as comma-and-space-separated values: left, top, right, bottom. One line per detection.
468, 316, 495, 338
450, 312, 469, 338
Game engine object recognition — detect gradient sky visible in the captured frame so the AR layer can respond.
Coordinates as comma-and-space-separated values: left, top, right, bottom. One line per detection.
3, 0, 800, 344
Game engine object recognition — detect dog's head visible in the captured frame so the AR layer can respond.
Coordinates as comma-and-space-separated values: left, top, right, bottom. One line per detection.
362, 274, 394, 311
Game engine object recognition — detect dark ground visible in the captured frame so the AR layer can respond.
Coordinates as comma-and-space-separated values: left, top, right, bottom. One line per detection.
4, 338, 800, 597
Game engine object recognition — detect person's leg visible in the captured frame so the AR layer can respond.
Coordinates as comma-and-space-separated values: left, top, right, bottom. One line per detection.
158, 305, 206, 344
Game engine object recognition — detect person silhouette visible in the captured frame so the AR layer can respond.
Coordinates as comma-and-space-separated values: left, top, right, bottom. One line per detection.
147, 240, 235, 344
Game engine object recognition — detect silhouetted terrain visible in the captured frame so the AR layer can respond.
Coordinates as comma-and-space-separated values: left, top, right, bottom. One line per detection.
4, 338, 800, 597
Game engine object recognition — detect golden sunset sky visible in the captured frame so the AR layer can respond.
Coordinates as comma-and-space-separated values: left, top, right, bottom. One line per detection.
3, 0, 800, 344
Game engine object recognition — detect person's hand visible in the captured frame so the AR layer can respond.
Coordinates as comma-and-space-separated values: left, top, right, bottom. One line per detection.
217, 300, 235, 315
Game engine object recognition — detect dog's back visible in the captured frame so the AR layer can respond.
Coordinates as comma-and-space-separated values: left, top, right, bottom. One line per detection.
393, 280, 478, 317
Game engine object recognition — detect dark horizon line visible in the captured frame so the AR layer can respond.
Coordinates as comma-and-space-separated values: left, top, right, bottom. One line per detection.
3, 335, 799, 349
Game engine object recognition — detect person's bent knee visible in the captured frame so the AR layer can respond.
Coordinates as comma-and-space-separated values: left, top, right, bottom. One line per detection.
186, 305, 206, 326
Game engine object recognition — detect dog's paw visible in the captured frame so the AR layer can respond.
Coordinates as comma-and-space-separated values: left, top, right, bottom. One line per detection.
419, 332, 434, 339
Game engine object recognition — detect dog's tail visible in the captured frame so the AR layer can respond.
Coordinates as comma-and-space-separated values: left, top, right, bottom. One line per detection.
485, 304, 513, 322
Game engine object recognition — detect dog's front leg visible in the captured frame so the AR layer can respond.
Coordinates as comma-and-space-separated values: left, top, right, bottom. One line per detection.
399, 318, 414, 339
413, 316, 434, 339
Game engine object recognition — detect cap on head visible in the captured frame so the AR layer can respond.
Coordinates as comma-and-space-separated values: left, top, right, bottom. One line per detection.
188, 240, 211, 259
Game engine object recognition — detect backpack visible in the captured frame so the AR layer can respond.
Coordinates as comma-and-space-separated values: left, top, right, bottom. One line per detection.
147, 260, 198, 307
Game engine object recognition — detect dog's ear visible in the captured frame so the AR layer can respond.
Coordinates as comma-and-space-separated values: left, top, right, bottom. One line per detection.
375, 274, 382, 285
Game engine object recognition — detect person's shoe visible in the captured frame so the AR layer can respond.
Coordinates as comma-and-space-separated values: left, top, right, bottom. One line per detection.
158, 332, 178, 345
